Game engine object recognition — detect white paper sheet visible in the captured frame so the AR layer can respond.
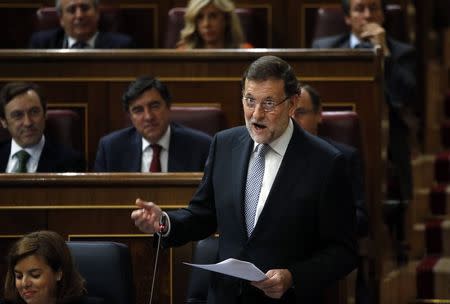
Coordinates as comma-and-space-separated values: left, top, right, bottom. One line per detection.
183, 258, 267, 281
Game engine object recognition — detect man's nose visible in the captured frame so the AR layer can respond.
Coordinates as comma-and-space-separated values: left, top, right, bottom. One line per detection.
74, 7, 84, 18
23, 113, 33, 126
252, 103, 266, 119
362, 7, 373, 19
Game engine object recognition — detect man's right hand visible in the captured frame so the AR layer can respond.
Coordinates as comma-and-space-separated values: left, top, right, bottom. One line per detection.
360, 22, 390, 56
131, 198, 163, 233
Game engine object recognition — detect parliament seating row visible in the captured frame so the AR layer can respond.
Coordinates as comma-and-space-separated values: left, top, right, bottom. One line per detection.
0, 3, 408, 49
0, 107, 361, 167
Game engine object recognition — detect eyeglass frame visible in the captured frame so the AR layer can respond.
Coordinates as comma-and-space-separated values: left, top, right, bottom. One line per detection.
242, 95, 293, 112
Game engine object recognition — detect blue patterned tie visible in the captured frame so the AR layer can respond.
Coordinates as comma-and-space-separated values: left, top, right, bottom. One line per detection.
244, 144, 269, 236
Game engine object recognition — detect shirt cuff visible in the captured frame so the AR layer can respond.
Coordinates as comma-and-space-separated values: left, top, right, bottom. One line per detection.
159, 211, 171, 237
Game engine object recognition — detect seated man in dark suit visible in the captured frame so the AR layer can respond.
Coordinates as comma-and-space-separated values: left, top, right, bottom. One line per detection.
312, 0, 415, 263
0, 82, 85, 172
94, 76, 212, 172
29, 0, 134, 49
292, 84, 370, 304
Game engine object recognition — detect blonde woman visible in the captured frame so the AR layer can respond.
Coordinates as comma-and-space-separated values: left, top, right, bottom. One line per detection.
177, 0, 252, 49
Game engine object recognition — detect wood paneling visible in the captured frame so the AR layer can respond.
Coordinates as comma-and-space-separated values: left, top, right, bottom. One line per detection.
0, 173, 202, 304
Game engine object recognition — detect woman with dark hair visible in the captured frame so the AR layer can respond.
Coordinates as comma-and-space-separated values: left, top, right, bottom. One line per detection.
2, 230, 103, 304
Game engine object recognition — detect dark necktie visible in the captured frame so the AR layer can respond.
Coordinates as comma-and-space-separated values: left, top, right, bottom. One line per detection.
14, 150, 30, 173
71, 41, 88, 49
244, 144, 269, 236
354, 41, 373, 49
149, 144, 162, 172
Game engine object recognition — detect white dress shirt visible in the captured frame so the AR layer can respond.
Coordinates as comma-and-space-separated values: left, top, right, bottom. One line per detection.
141, 125, 171, 172
67, 32, 98, 48
6, 136, 45, 173
250, 119, 294, 227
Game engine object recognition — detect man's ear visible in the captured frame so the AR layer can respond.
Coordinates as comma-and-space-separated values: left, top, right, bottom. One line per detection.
318, 106, 323, 123
56, 270, 62, 282
0, 118, 7, 129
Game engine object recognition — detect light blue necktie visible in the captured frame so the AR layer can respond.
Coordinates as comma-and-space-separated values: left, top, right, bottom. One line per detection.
244, 144, 269, 236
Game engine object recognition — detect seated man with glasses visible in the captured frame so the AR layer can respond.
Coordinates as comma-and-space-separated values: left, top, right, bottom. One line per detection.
29, 0, 134, 49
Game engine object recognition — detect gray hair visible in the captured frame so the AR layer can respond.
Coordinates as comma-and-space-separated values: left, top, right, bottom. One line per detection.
55, 0, 100, 15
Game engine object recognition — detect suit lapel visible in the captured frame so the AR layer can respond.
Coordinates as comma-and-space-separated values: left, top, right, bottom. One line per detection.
37, 141, 54, 172
231, 131, 254, 239
130, 131, 142, 172
0, 141, 11, 172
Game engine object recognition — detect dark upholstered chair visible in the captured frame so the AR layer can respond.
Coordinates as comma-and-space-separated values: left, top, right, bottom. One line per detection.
124, 105, 227, 136
170, 106, 228, 137
312, 4, 408, 44
318, 111, 362, 150
164, 7, 268, 48
0, 109, 83, 151
186, 236, 218, 304
67, 241, 135, 304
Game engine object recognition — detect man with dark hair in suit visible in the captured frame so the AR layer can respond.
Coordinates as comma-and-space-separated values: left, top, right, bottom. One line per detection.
0, 82, 84, 172
94, 76, 212, 172
29, 0, 134, 49
292, 84, 370, 303
312, 0, 416, 263
131, 56, 357, 303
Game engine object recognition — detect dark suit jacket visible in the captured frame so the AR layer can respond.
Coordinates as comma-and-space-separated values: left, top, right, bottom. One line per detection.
29, 28, 135, 49
0, 139, 85, 172
313, 33, 415, 199
324, 138, 368, 238
312, 33, 416, 114
163, 122, 357, 303
94, 123, 212, 172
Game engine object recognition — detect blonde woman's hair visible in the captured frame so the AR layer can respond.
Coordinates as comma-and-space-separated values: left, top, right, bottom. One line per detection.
177, 0, 245, 49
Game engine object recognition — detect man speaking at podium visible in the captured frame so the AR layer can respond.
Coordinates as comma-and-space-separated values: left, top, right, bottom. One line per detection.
132, 55, 357, 303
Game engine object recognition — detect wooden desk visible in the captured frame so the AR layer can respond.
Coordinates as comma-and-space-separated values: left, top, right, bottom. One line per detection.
0, 173, 202, 304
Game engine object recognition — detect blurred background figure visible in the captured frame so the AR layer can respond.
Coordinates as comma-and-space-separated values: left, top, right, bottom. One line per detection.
1, 230, 103, 304
292, 84, 370, 304
29, 0, 134, 49
0, 82, 84, 173
177, 0, 252, 49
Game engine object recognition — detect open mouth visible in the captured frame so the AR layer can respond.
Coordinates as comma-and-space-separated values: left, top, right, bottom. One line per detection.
253, 122, 266, 130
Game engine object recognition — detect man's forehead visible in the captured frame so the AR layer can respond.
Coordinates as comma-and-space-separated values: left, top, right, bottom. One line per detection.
62, 0, 94, 7
350, 0, 381, 6
243, 78, 285, 92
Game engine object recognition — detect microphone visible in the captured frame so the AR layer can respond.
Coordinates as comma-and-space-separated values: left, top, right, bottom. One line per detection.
149, 213, 168, 304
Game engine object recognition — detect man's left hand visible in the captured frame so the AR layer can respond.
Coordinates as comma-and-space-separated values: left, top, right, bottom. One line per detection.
251, 269, 293, 299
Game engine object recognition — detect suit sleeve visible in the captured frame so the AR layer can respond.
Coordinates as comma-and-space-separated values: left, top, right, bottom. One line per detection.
93, 139, 107, 172
349, 150, 369, 237
384, 45, 416, 110
162, 135, 218, 247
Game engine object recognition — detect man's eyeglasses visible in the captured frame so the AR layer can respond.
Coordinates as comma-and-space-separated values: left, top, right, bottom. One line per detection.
242, 95, 291, 112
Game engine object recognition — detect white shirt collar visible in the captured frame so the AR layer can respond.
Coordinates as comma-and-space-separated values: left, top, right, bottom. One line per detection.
252, 119, 293, 157
141, 125, 171, 152
11, 135, 45, 163
350, 33, 362, 48
67, 32, 98, 48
